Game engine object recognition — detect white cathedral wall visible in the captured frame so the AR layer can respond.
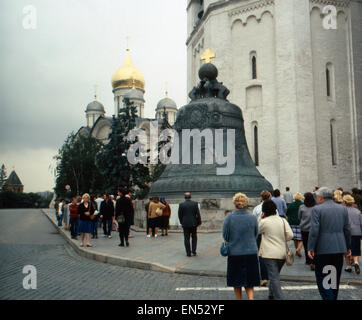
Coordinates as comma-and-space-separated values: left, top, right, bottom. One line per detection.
310, 6, 356, 190
230, 13, 279, 189
350, 0, 362, 187
187, 0, 359, 192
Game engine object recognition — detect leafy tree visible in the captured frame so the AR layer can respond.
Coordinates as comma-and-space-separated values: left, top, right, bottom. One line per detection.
150, 108, 172, 182
0, 164, 7, 191
97, 97, 150, 195
54, 133, 105, 198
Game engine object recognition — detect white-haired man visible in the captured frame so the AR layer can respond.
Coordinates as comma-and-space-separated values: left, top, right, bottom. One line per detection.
308, 187, 351, 300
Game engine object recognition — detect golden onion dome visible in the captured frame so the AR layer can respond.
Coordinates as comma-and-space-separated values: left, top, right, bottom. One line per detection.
111, 50, 145, 91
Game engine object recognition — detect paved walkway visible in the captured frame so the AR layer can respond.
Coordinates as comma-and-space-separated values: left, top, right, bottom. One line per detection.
42, 209, 362, 285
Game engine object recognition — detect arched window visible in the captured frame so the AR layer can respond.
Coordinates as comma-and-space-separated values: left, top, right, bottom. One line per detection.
253, 123, 259, 166
326, 63, 334, 99
252, 56, 257, 79
330, 120, 337, 166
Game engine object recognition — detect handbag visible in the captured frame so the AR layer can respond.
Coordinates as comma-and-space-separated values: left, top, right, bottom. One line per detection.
155, 207, 163, 217
282, 219, 294, 266
220, 241, 229, 257
117, 214, 125, 224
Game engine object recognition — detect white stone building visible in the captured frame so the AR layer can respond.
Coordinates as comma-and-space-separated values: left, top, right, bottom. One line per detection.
187, 0, 362, 192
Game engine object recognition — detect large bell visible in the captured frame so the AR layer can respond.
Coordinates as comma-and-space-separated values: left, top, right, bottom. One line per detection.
149, 62, 273, 199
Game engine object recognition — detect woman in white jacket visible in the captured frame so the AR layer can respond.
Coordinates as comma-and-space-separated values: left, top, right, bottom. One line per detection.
259, 200, 294, 300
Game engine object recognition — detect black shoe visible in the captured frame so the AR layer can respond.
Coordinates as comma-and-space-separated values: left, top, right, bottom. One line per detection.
268, 295, 274, 300
161, 234, 165, 236
119, 243, 124, 247
126, 242, 129, 247
192, 252, 197, 256
345, 267, 352, 273
187, 253, 191, 257
354, 264, 360, 275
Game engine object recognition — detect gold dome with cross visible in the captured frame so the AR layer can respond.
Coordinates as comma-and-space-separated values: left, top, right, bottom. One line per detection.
111, 49, 145, 92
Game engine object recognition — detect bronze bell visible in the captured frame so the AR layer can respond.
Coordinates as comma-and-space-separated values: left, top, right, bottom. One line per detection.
149, 62, 273, 199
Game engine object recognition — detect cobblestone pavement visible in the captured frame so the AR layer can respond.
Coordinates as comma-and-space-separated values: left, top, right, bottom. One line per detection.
0, 209, 361, 300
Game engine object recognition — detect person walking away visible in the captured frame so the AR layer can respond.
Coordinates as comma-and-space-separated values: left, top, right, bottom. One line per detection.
223, 193, 260, 300
286, 192, 304, 257
62, 200, 70, 230
334, 189, 343, 204
160, 197, 171, 236
343, 195, 362, 274
145, 198, 152, 236
115, 190, 133, 247
252, 190, 271, 286
271, 190, 287, 217
308, 187, 351, 300
100, 194, 115, 238
58, 199, 65, 227
148, 197, 165, 238
298, 192, 316, 270
258, 200, 294, 300
78, 193, 95, 247
69, 197, 79, 240
126, 191, 135, 238
90, 195, 99, 239
95, 194, 104, 229
283, 187, 293, 207
178, 192, 201, 257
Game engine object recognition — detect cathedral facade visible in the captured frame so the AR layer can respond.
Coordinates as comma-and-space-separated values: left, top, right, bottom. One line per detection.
187, 0, 362, 192
77, 49, 178, 146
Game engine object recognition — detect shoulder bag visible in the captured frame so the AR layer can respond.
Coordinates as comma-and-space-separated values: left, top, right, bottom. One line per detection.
155, 207, 163, 217
282, 218, 294, 266
220, 241, 229, 257
117, 213, 125, 224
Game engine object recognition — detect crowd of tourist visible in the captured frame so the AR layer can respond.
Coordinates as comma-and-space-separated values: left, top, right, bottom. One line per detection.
224, 186, 362, 301
54, 185, 361, 301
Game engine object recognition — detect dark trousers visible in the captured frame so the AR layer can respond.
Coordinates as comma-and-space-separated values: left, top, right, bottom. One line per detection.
183, 227, 197, 255
92, 220, 98, 237
118, 223, 129, 245
69, 217, 78, 238
257, 235, 268, 280
103, 218, 113, 236
314, 253, 343, 300
301, 231, 313, 265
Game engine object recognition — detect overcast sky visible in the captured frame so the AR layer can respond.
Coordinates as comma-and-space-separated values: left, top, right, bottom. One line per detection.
0, 0, 187, 192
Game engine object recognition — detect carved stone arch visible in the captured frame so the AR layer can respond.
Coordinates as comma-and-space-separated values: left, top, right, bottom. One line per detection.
258, 10, 273, 21
231, 18, 244, 30
244, 15, 258, 26
337, 10, 348, 21
310, 5, 322, 14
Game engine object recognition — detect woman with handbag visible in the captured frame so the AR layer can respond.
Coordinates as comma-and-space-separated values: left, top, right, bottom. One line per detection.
258, 200, 294, 300
78, 193, 95, 247
147, 197, 165, 238
222, 193, 260, 300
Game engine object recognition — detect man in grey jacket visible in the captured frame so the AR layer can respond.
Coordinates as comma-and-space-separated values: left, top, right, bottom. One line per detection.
178, 192, 201, 257
308, 187, 351, 300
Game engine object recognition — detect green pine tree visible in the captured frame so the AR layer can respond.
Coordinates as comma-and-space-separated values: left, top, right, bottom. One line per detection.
98, 97, 151, 195
0, 164, 7, 191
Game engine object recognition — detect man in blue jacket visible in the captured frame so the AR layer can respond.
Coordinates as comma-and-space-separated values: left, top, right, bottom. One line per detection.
308, 187, 351, 300
178, 192, 201, 257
